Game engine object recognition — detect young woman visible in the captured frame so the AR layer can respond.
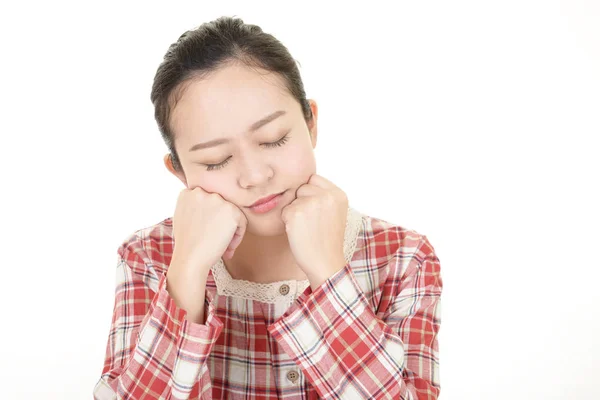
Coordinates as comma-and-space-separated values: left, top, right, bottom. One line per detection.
94, 16, 443, 400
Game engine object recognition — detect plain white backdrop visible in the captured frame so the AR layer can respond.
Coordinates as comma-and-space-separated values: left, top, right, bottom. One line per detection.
1, 0, 598, 398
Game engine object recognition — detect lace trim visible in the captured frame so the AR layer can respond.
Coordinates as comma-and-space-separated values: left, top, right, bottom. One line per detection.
210, 206, 364, 304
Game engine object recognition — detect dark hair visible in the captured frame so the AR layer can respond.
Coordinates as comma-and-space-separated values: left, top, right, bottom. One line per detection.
150, 16, 313, 173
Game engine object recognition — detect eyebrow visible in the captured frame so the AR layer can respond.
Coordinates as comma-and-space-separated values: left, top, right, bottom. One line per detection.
188, 110, 287, 152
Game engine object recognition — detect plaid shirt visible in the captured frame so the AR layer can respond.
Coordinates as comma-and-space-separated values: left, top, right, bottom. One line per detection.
94, 207, 442, 399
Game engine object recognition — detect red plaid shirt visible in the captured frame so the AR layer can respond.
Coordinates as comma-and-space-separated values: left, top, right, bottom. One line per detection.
93, 207, 442, 399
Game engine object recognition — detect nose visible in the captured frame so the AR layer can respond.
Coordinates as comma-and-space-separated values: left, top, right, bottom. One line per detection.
238, 151, 274, 188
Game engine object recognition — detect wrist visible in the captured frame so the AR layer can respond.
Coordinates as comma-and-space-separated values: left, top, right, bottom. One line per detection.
308, 258, 347, 290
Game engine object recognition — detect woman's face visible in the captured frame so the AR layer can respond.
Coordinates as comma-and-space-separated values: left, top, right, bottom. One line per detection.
165, 62, 318, 236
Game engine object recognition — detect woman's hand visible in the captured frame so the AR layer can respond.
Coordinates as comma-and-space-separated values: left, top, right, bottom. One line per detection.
171, 186, 248, 268
167, 186, 248, 323
281, 174, 349, 290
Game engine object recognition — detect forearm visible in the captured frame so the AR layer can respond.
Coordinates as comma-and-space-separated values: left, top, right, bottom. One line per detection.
166, 256, 211, 324
95, 261, 224, 400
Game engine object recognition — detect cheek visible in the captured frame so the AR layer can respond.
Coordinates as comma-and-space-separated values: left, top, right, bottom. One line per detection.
279, 147, 316, 178
188, 175, 228, 196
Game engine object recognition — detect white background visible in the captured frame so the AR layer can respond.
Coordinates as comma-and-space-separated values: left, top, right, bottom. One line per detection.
1, 0, 598, 399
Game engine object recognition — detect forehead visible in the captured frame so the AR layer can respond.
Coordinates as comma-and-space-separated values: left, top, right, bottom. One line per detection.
171, 63, 294, 140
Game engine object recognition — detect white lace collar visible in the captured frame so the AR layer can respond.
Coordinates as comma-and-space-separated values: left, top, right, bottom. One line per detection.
209, 206, 364, 304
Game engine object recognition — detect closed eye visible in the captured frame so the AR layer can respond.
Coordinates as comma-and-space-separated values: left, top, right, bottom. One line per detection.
205, 132, 290, 171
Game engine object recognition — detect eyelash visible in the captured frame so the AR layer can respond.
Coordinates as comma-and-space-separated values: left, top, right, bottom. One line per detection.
205, 134, 290, 171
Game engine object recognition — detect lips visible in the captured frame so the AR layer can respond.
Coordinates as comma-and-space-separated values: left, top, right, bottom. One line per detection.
249, 192, 284, 207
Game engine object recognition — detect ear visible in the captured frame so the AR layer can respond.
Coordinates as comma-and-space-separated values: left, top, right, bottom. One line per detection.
307, 99, 318, 149
163, 154, 187, 187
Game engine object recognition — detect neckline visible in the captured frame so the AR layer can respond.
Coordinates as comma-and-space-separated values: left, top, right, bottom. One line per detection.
209, 206, 364, 303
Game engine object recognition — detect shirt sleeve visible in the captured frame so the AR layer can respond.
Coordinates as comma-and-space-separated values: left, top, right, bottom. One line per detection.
93, 251, 224, 400
267, 235, 442, 400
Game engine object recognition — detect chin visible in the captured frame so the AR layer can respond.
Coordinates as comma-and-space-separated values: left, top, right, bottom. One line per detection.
245, 214, 287, 236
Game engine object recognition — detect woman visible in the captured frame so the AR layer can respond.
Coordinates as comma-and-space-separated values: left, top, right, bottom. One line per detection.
94, 16, 442, 400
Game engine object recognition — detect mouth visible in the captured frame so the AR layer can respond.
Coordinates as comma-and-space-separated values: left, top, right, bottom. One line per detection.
248, 191, 286, 208
246, 191, 287, 214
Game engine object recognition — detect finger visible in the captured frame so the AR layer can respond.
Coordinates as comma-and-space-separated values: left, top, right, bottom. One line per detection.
228, 232, 244, 251
296, 184, 325, 198
228, 215, 247, 251
307, 174, 332, 188
236, 212, 247, 243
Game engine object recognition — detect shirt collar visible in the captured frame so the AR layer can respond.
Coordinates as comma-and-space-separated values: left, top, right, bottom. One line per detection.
208, 206, 364, 304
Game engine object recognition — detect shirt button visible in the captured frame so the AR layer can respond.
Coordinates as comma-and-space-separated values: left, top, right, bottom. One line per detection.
286, 370, 299, 383
279, 284, 290, 295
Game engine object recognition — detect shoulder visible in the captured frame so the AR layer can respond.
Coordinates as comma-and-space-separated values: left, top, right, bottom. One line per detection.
358, 213, 437, 264
116, 216, 175, 277
351, 212, 440, 296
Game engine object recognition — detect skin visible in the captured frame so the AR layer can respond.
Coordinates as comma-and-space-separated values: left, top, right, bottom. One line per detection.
163, 61, 320, 283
